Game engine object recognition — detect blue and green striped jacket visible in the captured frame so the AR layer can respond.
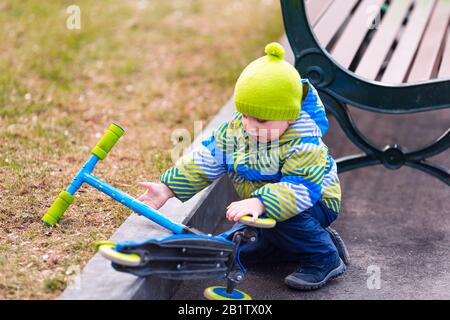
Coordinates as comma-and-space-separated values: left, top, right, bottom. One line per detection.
160, 79, 341, 221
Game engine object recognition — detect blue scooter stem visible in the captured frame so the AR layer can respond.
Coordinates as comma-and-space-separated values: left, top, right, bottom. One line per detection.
81, 172, 185, 234
66, 154, 99, 195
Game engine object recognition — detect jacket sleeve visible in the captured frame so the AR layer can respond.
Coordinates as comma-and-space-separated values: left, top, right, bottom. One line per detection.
159, 121, 229, 202
250, 139, 329, 221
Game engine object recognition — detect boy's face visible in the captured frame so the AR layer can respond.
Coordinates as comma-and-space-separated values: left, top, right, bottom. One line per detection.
242, 114, 295, 143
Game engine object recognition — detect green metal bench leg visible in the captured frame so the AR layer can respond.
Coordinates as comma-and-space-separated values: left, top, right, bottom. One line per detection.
320, 92, 449, 185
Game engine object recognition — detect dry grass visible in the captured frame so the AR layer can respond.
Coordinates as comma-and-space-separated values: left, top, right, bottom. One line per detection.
0, 0, 284, 299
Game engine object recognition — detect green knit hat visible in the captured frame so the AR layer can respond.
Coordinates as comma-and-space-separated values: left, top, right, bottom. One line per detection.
234, 42, 302, 121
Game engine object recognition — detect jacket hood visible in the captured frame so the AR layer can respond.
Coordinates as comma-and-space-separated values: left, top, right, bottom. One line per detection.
278, 78, 329, 144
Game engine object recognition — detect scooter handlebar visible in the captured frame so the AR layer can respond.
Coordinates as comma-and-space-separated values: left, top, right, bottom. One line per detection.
91, 123, 125, 160
42, 191, 74, 226
42, 123, 125, 225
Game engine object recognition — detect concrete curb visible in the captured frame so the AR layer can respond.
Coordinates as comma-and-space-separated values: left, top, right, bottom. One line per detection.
59, 35, 294, 300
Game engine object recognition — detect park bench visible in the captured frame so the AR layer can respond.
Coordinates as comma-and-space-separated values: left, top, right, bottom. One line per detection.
281, 0, 450, 185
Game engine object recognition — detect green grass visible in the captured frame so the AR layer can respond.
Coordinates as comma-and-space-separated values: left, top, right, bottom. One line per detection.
0, 0, 284, 299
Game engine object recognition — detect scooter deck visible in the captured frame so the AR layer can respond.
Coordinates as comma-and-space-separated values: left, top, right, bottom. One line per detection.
103, 234, 237, 280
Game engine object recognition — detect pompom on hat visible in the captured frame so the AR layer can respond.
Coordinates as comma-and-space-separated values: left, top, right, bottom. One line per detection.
234, 42, 303, 121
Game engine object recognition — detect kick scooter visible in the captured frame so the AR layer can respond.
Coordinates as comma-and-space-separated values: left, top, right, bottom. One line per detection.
42, 123, 277, 300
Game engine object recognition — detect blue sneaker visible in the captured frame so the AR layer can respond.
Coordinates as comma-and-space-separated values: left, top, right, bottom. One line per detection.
326, 227, 350, 265
284, 257, 346, 290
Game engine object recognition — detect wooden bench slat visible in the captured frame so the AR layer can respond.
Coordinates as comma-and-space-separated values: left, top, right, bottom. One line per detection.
331, 0, 385, 69
305, 0, 334, 26
407, 0, 450, 82
382, 0, 436, 83
437, 25, 450, 78
356, 0, 414, 80
313, 0, 359, 48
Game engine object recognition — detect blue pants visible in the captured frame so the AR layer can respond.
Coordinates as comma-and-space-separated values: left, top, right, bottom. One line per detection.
236, 200, 339, 267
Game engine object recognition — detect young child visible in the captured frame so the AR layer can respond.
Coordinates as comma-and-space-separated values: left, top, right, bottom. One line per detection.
136, 42, 346, 290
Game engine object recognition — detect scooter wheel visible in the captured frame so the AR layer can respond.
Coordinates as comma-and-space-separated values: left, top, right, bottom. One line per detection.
203, 286, 251, 300
97, 243, 141, 267
239, 216, 276, 229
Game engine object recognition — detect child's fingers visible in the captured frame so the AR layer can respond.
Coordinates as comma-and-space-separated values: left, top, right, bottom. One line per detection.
226, 205, 244, 220
228, 208, 246, 222
225, 206, 234, 219
138, 182, 153, 189
136, 193, 154, 207
226, 201, 241, 209
136, 192, 146, 201
136, 192, 152, 204
226, 209, 237, 221
227, 202, 244, 212
233, 209, 253, 222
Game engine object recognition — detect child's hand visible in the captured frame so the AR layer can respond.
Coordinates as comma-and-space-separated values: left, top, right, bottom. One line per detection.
226, 198, 265, 222
135, 182, 175, 213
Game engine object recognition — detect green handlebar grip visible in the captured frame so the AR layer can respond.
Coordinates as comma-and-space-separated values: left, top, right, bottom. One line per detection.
91, 123, 124, 160
42, 191, 74, 226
